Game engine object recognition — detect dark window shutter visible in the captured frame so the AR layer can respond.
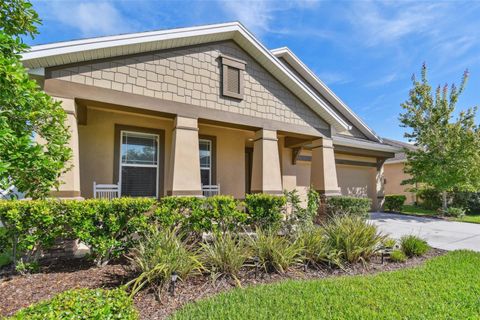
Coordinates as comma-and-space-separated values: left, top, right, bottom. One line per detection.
226, 66, 240, 94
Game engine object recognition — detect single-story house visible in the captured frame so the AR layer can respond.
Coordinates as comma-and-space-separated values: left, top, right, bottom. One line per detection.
383, 138, 417, 204
23, 22, 399, 210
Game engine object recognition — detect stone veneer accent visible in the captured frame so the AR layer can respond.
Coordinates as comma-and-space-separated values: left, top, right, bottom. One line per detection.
49, 41, 328, 130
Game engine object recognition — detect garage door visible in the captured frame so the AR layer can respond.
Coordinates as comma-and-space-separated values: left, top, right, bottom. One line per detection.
336, 164, 376, 206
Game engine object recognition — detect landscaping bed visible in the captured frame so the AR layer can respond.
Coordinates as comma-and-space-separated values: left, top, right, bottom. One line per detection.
0, 248, 444, 319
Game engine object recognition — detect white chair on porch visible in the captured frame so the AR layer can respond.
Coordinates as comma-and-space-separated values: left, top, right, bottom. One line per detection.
93, 182, 120, 200
202, 184, 220, 197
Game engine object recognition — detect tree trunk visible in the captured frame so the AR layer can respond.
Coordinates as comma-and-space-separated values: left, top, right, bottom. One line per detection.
442, 191, 448, 212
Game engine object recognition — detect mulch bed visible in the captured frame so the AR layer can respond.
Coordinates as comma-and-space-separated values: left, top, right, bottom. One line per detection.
0, 248, 445, 319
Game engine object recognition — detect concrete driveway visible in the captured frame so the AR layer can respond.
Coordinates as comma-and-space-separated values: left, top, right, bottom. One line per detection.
369, 212, 480, 252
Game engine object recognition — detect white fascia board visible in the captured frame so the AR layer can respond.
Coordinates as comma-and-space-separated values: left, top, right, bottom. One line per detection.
333, 136, 401, 153
23, 22, 239, 61
271, 47, 381, 142
22, 22, 350, 132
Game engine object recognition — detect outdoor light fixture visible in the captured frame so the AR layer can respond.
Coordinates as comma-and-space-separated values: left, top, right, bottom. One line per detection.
303, 260, 308, 272
253, 256, 260, 279
170, 271, 178, 296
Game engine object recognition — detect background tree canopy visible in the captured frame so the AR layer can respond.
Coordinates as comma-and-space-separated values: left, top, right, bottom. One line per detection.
0, 0, 72, 199
399, 64, 480, 210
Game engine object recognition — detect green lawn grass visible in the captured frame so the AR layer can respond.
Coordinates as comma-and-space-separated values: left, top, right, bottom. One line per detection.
400, 205, 480, 224
170, 251, 480, 319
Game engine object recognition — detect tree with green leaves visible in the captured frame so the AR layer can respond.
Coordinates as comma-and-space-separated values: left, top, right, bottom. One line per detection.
0, 0, 72, 199
399, 64, 480, 211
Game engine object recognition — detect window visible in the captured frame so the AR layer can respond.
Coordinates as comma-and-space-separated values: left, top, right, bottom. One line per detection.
199, 139, 212, 186
221, 55, 246, 100
120, 131, 159, 197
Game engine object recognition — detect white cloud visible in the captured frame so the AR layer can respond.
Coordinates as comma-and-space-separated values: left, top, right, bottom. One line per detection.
348, 2, 448, 47
317, 71, 352, 85
219, 0, 320, 36
48, 1, 135, 37
365, 72, 398, 87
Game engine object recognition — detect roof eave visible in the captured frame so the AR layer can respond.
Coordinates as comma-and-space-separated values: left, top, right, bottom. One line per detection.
271, 47, 381, 142
22, 22, 350, 133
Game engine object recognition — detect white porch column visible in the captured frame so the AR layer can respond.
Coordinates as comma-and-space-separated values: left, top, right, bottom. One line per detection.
310, 138, 340, 196
250, 129, 283, 195
52, 97, 82, 198
167, 116, 202, 196
375, 159, 386, 211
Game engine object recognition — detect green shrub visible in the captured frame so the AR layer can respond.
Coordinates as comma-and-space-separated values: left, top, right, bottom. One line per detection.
325, 196, 372, 218
417, 188, 442, 210
154, 196, 247, 235
0, 199, 68, 271
384, 195, 407, 212
283, 188, 320, 231
442, 207, 466, 218
296, 227, 342, 268
451, 192, 480, 214
200, 196, 247, 233
127, 227, 202, 298
245, 194, 286, 230
248, 228, 302, 273
9, 288, 137, 319
200, 232, 250, 284
154, 196, 204, 231
322, 215, 385, 264
69, 198, 155, 266
382, 238, 397, 249
390, 250, 407, 262
400, 235, 429, 257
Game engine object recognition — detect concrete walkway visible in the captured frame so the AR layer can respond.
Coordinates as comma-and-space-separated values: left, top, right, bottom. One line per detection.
369, 212, 480, 252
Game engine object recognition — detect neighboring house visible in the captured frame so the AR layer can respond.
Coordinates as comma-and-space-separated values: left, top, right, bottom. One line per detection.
382, 138, 417, 204
22, 22, 399, 210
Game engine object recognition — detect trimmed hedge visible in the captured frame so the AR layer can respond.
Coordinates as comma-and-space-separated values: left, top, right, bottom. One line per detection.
154, 195, 247, 235
0, 194, 287, 270
8, 288, 137, 319
154, 194, 285, 233
0, 198, 155, 268
326, 196, 372, 218
244, 193, 286, 230
384, 195, 407, 212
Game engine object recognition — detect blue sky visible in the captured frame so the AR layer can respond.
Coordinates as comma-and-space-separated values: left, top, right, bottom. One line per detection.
28, 0, 480, 141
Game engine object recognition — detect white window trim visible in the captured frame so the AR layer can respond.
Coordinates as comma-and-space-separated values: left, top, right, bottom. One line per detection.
119, 130, 160, 198
199, 138, 212, 186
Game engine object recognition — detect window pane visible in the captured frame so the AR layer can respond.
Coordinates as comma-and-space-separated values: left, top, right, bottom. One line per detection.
199, 140, 211, 168
121, 132, 158, 165
121, 166, 157, 197
201, 169, 210, 186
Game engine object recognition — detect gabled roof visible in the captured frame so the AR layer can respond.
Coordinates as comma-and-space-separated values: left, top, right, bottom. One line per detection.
271, 47, 381, 142
382, 138, 418, 163
22, 22, 351, 133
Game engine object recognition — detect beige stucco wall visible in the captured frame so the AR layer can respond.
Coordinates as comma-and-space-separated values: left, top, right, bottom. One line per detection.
78, 107, 256, 199
384, 162, 416, 204
280, 138, 311, 201
49, 41, 329, 131
198, 124, 253, 198
78, 107, 174, 198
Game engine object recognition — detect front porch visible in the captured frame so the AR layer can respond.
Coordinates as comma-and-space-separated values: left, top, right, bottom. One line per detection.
55, 99, 341, 202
